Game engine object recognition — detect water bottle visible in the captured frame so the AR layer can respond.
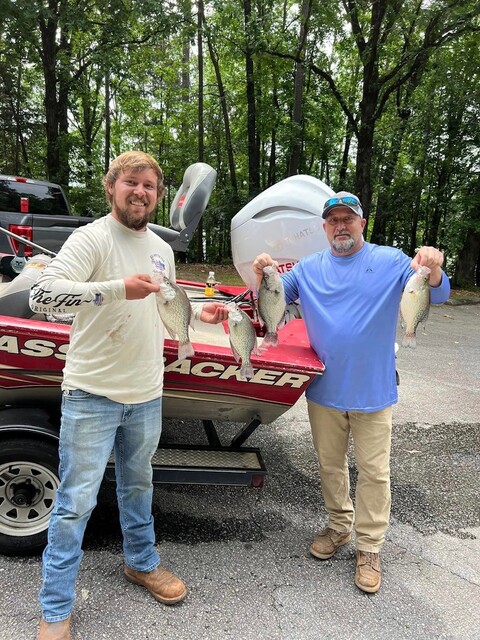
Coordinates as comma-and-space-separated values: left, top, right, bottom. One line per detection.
204, 271, 216, 297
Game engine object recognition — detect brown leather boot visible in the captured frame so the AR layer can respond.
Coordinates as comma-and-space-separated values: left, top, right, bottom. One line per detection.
310, 527, 352, 559
38, 616, 71, 640
355, 550, 382, 593
124, 565, 187, 604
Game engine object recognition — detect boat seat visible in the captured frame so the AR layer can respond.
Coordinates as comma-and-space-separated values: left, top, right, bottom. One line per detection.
148, 162, 217, 252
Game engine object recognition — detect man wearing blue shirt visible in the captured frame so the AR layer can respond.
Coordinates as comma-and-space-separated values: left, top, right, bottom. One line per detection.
253, 191, 450, 593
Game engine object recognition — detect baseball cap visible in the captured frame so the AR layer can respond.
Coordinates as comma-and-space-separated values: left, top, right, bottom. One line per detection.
322, 191, 363, 219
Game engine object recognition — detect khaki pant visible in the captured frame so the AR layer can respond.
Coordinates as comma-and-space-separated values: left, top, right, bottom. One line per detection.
307, 401, 392, 553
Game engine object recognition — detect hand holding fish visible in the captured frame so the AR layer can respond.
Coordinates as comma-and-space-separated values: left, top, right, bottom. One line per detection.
200, 302, 229, 324
252, 253, 277, 291
124, 274, 160, 299
411, 247, 444, 287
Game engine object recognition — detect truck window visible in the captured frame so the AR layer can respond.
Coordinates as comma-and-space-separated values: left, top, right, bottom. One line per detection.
0, 178, 70, 215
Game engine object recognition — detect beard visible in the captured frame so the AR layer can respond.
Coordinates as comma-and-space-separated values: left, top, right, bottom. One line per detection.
112, 198, 154, 231
332, 235, 355, 253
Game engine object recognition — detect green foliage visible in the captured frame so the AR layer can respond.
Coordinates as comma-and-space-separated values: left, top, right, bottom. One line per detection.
0, 0, 479, 277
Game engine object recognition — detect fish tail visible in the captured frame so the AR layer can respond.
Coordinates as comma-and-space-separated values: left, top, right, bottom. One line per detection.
178, 341, 195, 361
262, 332, 279, 348
240, 361, 254, 380
402, 333, 417, 349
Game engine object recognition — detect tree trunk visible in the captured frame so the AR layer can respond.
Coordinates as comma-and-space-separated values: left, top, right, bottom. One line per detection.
287, 0, 312, 176
370, 116, 410, 245
57, 32, 70, 187
355, 116, 375, 227
205, 25, 238, 195
104, 70, 111, 174
426, 105, 462, 247
196, 0, 204, 262
39, 18, 61, 182
454, 231, 480, 288
338, 120, 352, 188
243, 0, 260, 196
452, 174, 480, 287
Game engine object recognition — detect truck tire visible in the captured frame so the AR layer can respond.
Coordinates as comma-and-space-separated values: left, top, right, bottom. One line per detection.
0, 438, 59, 556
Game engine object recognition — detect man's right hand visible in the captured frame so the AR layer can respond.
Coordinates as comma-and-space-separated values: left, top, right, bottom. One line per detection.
124, 274, 160, 300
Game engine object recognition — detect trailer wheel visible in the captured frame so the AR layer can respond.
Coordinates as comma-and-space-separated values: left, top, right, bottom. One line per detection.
0, 438, 59, 556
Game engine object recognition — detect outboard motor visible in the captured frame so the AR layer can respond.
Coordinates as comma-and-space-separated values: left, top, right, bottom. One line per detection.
148, 162, 217, 252
231, 174, 334, 291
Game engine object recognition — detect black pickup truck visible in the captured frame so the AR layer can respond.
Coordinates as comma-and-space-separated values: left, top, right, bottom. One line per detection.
0, 174, 93, 260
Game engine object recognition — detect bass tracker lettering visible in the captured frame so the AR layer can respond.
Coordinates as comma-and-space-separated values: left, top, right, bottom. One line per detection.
0, 333, 312, 388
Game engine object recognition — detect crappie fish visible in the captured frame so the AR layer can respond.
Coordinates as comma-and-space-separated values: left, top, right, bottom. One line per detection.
400, 266, 431, 348
155, 272, 195, 360
226, 302, 258, 380
257, 264, 286, 348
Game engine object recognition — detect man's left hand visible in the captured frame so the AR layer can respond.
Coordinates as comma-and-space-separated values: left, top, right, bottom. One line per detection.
200, 302, 229, 324
411, 246, 444, 286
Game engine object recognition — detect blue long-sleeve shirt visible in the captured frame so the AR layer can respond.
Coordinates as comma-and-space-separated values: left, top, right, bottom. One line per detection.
281, 242, 450, 412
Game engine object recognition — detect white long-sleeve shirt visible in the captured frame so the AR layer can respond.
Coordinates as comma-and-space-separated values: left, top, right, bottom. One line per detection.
30, 214, 177, 404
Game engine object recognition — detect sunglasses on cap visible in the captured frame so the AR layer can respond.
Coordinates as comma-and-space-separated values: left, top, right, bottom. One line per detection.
323, 195, 361, 210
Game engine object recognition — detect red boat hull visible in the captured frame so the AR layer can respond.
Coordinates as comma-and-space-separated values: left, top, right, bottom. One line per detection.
0, 314, 324, 424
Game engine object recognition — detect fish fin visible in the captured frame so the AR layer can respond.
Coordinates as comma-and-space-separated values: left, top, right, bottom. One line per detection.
178, 341, 195, 361
262, 332, 279, 348
420, 307, 430, 328
402, 333, 417, 349
276, 313, 287, 330
164, 324, 178, 341
229, 341, 241, 363
240, 362, 254, 380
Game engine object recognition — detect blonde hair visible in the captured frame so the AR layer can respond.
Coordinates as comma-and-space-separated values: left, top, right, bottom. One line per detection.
103, 151, 166, 204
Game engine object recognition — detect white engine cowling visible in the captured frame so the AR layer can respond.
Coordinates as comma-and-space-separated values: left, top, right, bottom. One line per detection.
231, 175, 334, 290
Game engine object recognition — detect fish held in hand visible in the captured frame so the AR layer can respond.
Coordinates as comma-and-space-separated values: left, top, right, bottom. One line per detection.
226, 302, 258, 381
400, 266, 431, 348
257, 264, 286, 348
156, 273, 195, 360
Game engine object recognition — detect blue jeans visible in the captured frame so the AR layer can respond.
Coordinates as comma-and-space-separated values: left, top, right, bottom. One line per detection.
39, 390, 162, 622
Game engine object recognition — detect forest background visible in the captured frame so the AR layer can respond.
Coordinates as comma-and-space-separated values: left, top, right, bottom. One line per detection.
1, 0, 479, 287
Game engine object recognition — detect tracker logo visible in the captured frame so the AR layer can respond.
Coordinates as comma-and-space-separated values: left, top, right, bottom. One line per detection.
164, 357, 311, 388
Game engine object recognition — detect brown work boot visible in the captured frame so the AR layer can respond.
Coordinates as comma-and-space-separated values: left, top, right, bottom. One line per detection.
310, 526, 352, 559
38, 616, 71, 640
124, 565, 187, 605
355, 550, 381, 593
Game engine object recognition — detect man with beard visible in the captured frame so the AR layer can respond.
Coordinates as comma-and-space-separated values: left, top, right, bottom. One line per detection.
31, 151, 228, 640
252, 191, 450, 594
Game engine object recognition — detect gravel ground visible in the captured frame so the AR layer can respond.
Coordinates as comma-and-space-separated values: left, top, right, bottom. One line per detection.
1, 302, 478, 640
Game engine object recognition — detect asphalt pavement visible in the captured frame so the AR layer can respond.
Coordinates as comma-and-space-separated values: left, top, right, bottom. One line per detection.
1, 302, 479, 640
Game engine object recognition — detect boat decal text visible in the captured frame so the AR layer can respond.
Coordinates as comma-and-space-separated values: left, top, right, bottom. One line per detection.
0, 333, 312, 388
164, 358, 310, 388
